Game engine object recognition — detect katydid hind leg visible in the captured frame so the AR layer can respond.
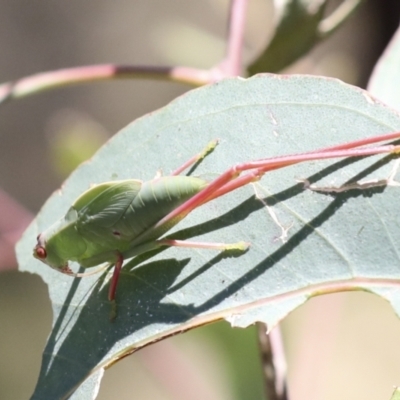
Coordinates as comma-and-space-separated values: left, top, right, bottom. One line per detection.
154, 141, 400, 232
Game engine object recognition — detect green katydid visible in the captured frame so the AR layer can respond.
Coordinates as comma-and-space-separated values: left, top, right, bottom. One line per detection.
33, 131, 400, 307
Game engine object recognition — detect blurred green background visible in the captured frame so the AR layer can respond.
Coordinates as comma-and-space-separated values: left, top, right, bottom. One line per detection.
1, 1, 400, 399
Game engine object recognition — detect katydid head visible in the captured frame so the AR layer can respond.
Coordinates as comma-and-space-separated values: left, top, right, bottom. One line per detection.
33, 233, 71, 273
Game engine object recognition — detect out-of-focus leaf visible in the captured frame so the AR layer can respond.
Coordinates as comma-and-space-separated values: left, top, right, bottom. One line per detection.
390, 387, 400, 400
368, 25, 400, 112
46, 109, 109, 178
17, 74, 400, 399
248, 0, 364, 74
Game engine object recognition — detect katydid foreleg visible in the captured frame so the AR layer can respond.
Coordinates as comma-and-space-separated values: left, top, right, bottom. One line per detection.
171, 139, 219, 176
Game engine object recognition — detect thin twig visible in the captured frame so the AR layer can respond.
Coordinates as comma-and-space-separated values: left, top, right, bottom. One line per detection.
0, 1, 250, 105
210, 0, 248, 82
257, 322, 288, 400
221, 0, 248, 76
0, 64, 214, 105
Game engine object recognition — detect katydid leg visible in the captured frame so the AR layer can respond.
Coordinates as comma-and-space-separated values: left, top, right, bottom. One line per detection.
311, 131, 400, 153
167, 132, 400, 205
156, 143, 400, 231
205, 131, 400, 200
174, 132, 400, 179
158, 238, 249, 251
171, 139, 219, 176
65, 264, 110, 278
108, 252, 123, 302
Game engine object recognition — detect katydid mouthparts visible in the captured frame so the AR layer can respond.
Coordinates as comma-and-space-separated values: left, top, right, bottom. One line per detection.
33, 132, 400, 310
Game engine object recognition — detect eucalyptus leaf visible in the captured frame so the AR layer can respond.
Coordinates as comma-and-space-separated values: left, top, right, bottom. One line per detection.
17, 74, 400, 399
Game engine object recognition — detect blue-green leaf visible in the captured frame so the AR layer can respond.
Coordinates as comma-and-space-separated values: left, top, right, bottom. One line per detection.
17, 74, 400, 399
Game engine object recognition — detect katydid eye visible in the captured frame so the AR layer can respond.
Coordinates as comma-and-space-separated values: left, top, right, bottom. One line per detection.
35, 246, 47, 259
